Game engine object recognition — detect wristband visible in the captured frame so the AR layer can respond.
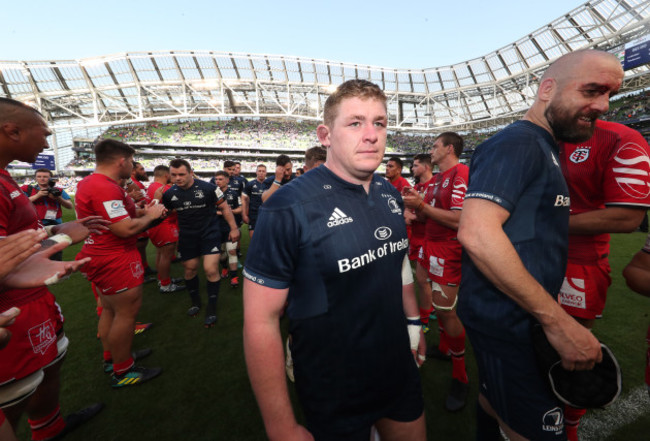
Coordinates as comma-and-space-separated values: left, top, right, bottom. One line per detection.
43, 226, 56, 237
46, 233, 72, 246
273, 180, 282, 187
407, 316, 421, 351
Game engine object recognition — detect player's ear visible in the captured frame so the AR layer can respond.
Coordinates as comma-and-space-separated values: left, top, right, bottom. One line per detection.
316, 124, 330, 147
537, 78, 556, 102
0, 122, 20, 142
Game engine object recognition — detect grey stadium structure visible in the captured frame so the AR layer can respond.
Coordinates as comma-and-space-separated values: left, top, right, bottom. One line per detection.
1, 0, 650, 170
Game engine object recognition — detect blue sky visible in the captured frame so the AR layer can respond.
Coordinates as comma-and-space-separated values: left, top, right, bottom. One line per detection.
3, 0, 585, 68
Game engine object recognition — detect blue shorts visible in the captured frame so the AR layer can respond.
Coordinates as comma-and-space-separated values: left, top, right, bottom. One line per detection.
178, 229, 221, 261
466, 327, 566, 440
248, 214, 258, 231
304, 364, 423, 441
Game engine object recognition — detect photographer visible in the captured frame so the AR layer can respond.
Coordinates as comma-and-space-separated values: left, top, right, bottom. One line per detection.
22, 169, 73, 260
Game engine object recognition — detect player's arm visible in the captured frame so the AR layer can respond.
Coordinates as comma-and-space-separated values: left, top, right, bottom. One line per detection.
108, 203, 166, 238
243, 279, 314, 441
403, 187, 461, 230
26, 187, 48, 202
217, 199, 241, 242
400, 255, 426, 366
242, 193, 250, 224
569, 206, 646, 234
458, 197, 602, 371
622, 247, 650, 297
49, 216, 110, 244
261, 167, 285, 202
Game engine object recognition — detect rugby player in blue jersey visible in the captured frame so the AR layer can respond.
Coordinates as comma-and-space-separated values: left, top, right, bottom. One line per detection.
243, 80, 426, 441
457, 50, 624, 440
214, 170, 242, 288
243, 164, 267, 238
163, 159, 240, 328
261, 154, 294, 203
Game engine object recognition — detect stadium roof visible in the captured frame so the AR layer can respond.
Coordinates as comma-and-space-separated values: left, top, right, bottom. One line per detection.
2, 0, 650, 134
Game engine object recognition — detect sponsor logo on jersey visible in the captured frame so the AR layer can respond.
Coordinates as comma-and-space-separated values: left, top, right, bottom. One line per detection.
442, 178, 450, 188
558, 277, 586, 309
387, 197, 402, 215
374, 226, 392, 240
337, 238, 409, 273
327, 208, 353, 228
569, 146, 591, 163
171, 195, 179, 201
29, 319, 57, 355
541, 407, 564, 433
451, 178, 467, 206
554, 195, 570, 207
381, 193, 393, 199
612, 142, 650, 199
323, 185, 332, 190
103, 200, 128, 219
184, 201, 191, 206
9, 190, 21, 199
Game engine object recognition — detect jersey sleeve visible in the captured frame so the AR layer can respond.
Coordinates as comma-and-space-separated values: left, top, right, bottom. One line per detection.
92, 184, 132, 224
243, 202, 301, 290
602, 129, 650, 208
465, 137, 545, 213
450, 165, 469, 210
214, 187, 226, 205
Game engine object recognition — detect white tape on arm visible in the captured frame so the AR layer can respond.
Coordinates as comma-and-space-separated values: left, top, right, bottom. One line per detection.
401, 254, 414, 285
406, 316, 421, 351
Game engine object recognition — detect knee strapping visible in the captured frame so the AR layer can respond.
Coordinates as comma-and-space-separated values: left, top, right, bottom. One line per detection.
226, 242, 238, 264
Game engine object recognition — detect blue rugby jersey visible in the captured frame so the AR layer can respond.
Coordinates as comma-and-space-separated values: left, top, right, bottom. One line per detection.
244, 166, 419, 430
162, 179, 224, 236
457, 120, 570, 342
244, 179, 265, 219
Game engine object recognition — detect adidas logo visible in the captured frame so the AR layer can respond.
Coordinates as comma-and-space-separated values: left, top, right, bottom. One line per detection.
327, 208, 353, 228
171, 195, 179, 201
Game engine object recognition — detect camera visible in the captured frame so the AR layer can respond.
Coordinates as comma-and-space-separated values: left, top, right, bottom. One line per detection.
47, 178, 62, 197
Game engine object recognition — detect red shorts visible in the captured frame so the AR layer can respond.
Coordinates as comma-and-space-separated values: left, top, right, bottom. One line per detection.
148, 222, 178, 248
408, 235, 424, 261
418, 240, 462, 286
558, 260, 611, 320
0, 293, 62, 384
76, 248, 144, 296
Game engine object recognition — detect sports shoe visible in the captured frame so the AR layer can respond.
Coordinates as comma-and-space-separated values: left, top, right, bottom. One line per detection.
221, 268, 229, 279
111, 366, 162, 388
103, 348, 153, 374
134, 322, 152, 335
285, 338, 295, 383
230, 276, 239, 289
159, 283, 186, 294
426, 344, 451, 361
187, 305, 200, 317
445, 379, 469, 412
49, 402, 105, 440
204, 315, 217, 328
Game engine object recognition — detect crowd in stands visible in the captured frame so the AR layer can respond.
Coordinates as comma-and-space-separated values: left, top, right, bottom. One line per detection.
602, 91, 650, 122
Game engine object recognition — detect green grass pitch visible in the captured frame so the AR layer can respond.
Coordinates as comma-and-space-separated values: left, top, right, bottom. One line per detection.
13, 217, 650, 440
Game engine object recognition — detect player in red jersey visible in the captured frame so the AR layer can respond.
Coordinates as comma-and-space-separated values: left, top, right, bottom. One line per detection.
76, 139, 166, 388
129, 162, 155, 281
0, 98, 105, 440
408, 154, 437, 333
403, 132, 470, 412
385, 156, 410, 193
558, 120, 650, 439
147, 165, 184, 293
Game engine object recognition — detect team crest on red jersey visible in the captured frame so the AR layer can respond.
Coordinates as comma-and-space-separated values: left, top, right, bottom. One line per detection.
569, 147, 591, 164
614, 142, 650, 199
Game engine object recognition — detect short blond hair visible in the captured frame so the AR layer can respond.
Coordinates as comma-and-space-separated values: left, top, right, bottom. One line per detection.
323, 80, 387, 127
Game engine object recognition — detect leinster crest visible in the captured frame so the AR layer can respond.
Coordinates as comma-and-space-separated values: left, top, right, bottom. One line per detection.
569, 147, 591, 164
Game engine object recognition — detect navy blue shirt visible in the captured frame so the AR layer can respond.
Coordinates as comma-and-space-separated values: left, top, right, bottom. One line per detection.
220, 186, 242, 231
228, 175, 246, 197
457, 120, 570, 342
244, 179, 265, 219
262, 174, 294, 190
162, 179, 225, 236
244, 166, 419, 430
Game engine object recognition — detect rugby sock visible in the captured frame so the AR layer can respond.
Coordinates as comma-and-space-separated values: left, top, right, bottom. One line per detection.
28, 405, 66, 441
448, 328, 468, 383
186, 275, 200, 307
419, 306, 433, 326
113, 357, 135, 377
207, 280, 221, 312
159, 277, 171, 287
438, 324, 450, 355
103, 351, 112, 362
564, 406, 586, 441
476, 403, 501, 441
